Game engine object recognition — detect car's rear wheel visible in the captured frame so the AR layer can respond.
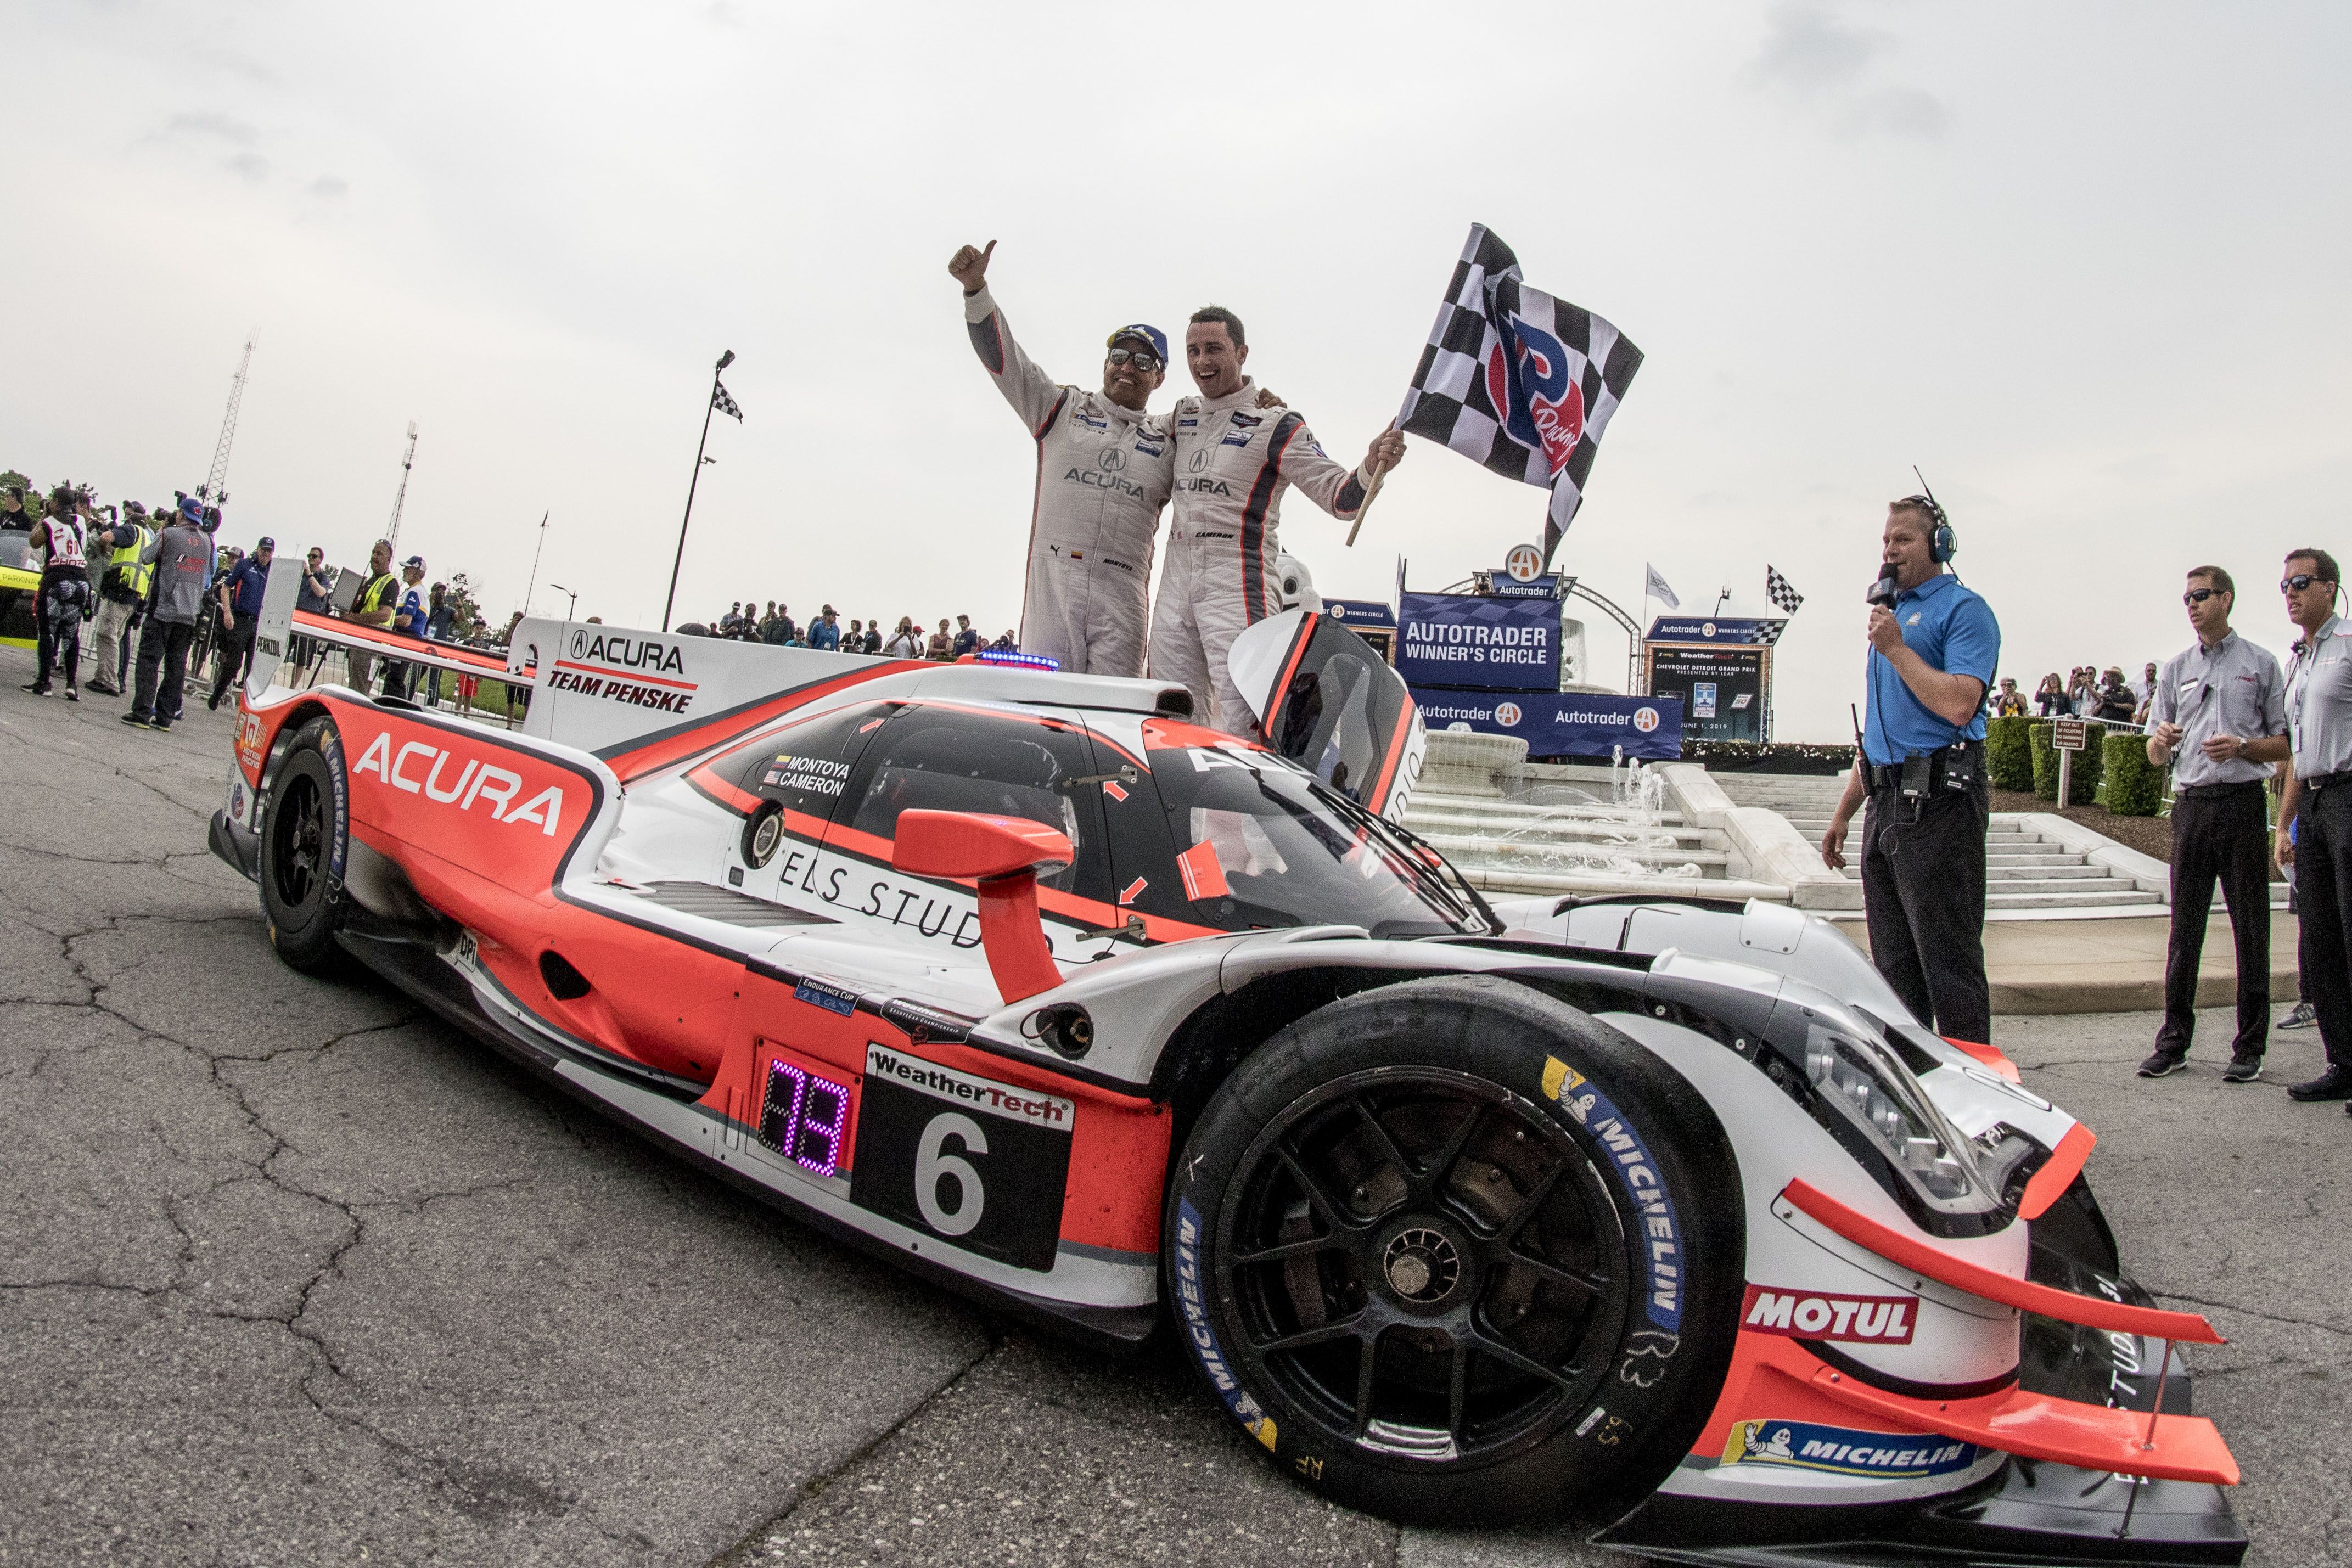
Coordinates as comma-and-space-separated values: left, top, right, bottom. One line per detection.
260, 718, 351, 976
1164, 974, 1744, 1525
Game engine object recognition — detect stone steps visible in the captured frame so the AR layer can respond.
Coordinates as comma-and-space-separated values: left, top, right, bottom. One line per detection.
1411, 830, 1728, 873
1986, 887, 2165, 909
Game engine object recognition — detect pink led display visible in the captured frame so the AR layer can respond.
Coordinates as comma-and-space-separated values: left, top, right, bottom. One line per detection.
759, 1058, 851, 1178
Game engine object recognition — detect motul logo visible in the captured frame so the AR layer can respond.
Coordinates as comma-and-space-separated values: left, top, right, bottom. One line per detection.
350, 730, 565, 837
1740, 1284, 1916, 1345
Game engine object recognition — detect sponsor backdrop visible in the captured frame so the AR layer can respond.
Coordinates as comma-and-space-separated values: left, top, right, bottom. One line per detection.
1644, 643, 1768, 744
1411, 688, 1683, 761
1397, 591, 1559, 693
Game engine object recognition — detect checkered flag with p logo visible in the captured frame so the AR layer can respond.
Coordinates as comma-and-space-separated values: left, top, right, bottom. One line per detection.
1766, 565, 1804, 616
1396, 223, 1643, 569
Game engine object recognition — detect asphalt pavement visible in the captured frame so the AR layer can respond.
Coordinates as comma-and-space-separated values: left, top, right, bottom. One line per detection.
1, 645, 2344, 1567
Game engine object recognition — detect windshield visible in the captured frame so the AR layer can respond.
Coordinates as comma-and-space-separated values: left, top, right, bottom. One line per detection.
1152, 742, 1483, 939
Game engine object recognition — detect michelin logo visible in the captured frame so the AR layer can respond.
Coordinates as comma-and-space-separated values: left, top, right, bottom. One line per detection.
1542, 1058, 1682, 1330
1723, 1420, 1977, 1480
1172, 1199, 1279, 1454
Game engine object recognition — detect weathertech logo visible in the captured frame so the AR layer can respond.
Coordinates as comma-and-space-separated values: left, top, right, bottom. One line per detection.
1740, 1285, 1916, 1345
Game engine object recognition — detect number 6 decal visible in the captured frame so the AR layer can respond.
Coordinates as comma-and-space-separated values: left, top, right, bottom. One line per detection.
914, 1112, 987, 1236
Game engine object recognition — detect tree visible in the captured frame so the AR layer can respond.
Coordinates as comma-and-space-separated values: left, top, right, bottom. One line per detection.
443, 572, 487, 642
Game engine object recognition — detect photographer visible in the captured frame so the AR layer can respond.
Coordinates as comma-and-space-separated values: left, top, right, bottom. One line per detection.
1821, 494, 2001, 1044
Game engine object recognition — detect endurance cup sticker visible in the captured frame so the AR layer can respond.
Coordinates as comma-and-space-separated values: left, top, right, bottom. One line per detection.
1722, 1419, 1977, 1480
1172, 1199, 1279, 1453
1542, 1057, 1682, 1331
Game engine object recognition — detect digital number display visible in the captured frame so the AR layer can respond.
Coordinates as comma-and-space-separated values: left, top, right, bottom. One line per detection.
759, 1058, 851, 1178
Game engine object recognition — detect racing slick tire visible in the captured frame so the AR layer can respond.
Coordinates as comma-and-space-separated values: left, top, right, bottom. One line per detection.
259, 717, 353, 977
1164, 974, 1743, 1526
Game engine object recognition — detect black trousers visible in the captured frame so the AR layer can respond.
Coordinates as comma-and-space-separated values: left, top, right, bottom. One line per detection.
2157, 783, 2273, 1058
209, 618, 257, 702
132, 619, 197, 723
1862, 777, 1992, 1044
2293, 782, 2352, 1072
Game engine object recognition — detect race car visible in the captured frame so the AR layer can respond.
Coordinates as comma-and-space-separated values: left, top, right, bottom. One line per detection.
207, 573, 2247, 1565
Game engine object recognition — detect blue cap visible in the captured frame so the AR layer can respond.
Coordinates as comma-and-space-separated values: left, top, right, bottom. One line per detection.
1105, 323, 1169, 366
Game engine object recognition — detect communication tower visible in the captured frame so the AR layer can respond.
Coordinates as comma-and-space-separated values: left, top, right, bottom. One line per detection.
197, 331, 257, 504
385, 421, 419, 553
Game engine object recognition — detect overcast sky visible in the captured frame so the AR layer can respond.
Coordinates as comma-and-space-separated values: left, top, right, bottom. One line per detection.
5, 2, 2346, 739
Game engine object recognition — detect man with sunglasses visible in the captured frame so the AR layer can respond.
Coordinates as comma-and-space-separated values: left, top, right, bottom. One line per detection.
2274, 549, 2352, 1103
2141, 567, 2288, 1082
951, 239, 1179, 678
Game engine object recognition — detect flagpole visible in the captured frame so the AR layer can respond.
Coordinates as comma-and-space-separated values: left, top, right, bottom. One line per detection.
662, 349, 733, 634
521, 508, 549, 619
1343, 419, 1401, 548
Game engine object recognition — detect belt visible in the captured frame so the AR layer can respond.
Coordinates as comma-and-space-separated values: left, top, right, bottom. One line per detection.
1865, 741, 1979, 793
2174, 780, 2267, 800
2303, 771, 2352, 793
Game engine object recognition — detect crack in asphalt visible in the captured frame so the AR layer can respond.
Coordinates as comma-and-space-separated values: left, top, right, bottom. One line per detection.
704, 1333, 1002, 1567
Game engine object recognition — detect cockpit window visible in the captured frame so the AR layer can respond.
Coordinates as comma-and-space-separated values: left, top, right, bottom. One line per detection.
846, 707, 1105, 898
1149, 743, 1479, 939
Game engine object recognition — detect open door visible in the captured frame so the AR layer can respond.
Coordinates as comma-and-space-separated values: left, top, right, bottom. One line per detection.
1226, 608, 1426, 821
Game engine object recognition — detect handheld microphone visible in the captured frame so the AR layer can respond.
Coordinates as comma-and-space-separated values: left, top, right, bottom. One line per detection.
1866, 562, 1900, 608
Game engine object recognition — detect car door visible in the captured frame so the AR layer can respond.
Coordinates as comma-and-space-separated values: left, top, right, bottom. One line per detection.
1228, 608, 1425, 819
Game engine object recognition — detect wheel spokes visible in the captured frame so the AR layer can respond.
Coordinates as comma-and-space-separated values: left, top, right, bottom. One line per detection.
1467, 1325, 1584, 1393
1259, 1312, 1368, 1357
1274, 1143, 1372, 1234
1230, 1233, 1349, 1267
1351, 1329, 1382, 1439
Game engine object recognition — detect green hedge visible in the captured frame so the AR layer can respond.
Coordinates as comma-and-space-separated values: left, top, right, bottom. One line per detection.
2102, 732, 2164, 816
1986, 716, 2035, 791
2029, 719, 2106, 805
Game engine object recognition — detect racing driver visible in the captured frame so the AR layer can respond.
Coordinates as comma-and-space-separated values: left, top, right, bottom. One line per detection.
1149, 305, 1405, 735
951, 240, 1178, 678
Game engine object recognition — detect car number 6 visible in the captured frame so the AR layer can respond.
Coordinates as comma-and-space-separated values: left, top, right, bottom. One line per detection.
914, 1112, 987, 1237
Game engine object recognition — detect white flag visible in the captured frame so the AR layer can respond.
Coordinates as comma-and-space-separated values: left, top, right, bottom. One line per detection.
1645, 564, 1680, 609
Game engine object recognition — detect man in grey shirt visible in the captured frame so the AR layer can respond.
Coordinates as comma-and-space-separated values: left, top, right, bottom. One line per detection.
122, 509, 216, 732
2274, 547, 2352, 1103
2141, 565, 2289, 1081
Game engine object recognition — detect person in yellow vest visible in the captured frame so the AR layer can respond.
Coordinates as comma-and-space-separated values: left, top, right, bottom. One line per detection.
346, 538, 398, 693
86, 503, 158, 696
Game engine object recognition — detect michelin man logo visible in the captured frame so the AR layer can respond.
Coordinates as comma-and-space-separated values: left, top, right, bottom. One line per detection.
1744, 1424, 1797, 1462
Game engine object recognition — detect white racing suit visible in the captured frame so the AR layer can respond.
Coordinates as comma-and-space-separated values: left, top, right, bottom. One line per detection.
963, 286, 1172, 677
1148, 377, 1369, 735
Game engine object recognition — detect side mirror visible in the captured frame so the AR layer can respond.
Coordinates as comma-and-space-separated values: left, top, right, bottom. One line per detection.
891, 811, 1072, 1003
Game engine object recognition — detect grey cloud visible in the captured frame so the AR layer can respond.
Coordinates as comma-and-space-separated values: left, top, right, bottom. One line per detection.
705, 1, 746, 26
307, 175, 349, 199
224, 151, 270, 183
1842, 87, 1949, 140
1748, 7, 1883, 93
165, 110, 260, 144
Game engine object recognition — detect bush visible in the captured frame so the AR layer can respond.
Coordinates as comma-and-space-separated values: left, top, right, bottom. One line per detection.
1986, 716, 2035, 791
1681, 740, 1857, 775
2102, 732, 2164, 816
2029, 719, 2104, 805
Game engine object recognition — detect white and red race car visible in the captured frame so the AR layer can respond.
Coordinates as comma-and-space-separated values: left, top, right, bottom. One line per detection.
208, 576, 2247, 1565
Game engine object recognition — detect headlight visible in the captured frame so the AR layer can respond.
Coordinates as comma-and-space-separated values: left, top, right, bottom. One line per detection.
1805, 1024, 2001, 1216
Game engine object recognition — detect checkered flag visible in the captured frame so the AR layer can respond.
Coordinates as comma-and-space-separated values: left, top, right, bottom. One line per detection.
1766, 565, 1805, 616
1397, 224, 1643, 567
712, 379, 743, 421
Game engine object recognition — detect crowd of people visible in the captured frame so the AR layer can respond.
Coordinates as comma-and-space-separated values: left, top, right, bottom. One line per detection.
693, 601, 1015, 661
1984, 663, 2162, 726
3, 477, 481, 728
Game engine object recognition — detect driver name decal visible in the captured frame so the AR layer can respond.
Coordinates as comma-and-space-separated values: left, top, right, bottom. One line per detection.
1543, 1057, 1682, 1331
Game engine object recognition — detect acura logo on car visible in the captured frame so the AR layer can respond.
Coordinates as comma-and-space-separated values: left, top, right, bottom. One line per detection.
350, 730, 566, 836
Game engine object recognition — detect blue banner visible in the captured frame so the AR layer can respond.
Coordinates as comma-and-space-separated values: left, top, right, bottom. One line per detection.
1323, 597, 1397, 629
1646, 615, 1784, 645
1398, 591, 1559, 692
1490, 574, 1561, 600
1410, 689, 1684, 761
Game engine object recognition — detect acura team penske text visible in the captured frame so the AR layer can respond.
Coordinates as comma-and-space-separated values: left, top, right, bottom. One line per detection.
206, 570, 2250, 1565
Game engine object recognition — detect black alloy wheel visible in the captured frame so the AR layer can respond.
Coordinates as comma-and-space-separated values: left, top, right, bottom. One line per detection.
270, 767, 328, 912
1220, 1067, 1626, 1466
259, 719, 351, 975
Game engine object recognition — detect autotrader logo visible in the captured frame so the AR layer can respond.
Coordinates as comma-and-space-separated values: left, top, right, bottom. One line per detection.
1495, 701, 1522, 727
1634, 707, 1660, 733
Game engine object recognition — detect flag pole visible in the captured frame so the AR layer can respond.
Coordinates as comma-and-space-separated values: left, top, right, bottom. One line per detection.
1343, 419, 1402, 548
663, 349, 733, 634
521, 508, 549, 619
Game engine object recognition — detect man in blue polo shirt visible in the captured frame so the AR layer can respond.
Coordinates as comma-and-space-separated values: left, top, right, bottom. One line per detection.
206, 536, 273, 710
1820, 494, 2001, 1043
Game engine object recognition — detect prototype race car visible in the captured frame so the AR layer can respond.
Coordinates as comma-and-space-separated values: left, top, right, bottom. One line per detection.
208, 575, 2248, 1565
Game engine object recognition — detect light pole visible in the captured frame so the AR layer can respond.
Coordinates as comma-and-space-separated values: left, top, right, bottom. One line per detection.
662, 349, 734, 633
548, 582, 580, 621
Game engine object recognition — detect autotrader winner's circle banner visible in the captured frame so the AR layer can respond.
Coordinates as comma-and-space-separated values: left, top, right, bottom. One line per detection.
1410, 689, 1685, 761
1397, 592, 1560, 692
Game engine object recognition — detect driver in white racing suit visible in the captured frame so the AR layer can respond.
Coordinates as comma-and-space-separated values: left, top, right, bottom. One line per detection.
1148, 305, 1405, 735
952, 240, 1174, 678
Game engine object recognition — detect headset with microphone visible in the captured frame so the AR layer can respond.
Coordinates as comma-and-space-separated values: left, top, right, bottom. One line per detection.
1904, 466, 1957, 564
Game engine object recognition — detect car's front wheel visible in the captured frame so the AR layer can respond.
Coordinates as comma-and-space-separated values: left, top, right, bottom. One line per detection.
259, 717, 352, 975
1164, 974, 1744, 1525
